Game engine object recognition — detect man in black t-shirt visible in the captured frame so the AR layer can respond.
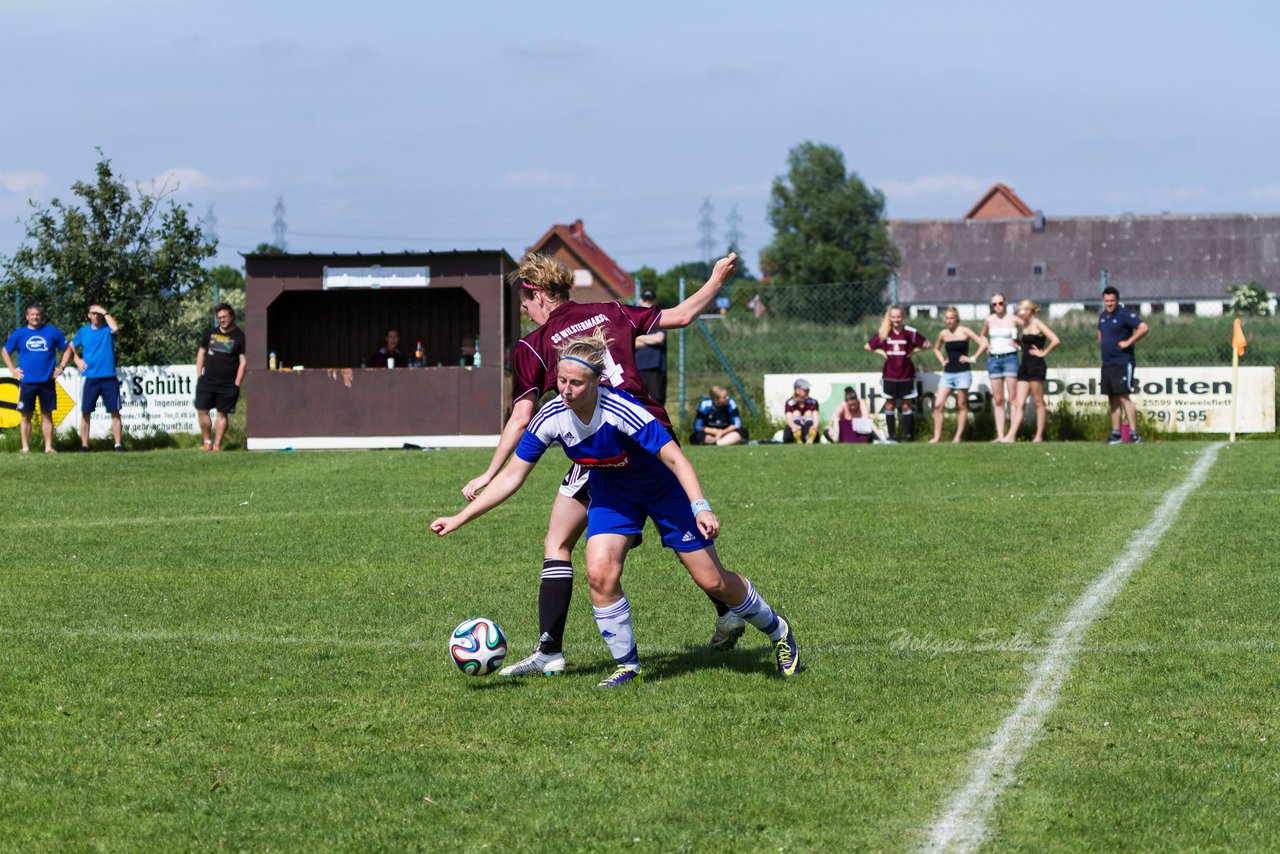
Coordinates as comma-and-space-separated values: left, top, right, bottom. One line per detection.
194, 303, 247, 451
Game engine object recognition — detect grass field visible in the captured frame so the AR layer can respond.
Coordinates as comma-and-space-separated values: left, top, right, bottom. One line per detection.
2, 442, 1277, 851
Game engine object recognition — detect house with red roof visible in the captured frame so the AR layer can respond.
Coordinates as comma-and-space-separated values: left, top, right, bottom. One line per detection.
526, 219, 635, 304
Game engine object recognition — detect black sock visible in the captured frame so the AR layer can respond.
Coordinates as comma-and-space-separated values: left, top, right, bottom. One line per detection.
886, 412, 897, 439
902, 412, 914, 441
537, 559, 573, 655
705, 589, 730, 617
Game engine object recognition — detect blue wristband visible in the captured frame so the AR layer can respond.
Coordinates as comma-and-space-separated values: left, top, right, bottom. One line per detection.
691, 498, 712, 515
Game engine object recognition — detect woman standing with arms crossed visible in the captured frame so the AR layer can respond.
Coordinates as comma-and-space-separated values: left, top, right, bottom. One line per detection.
461, 253, 746, 678
1001, 300, 1060, 443
929, 307, 987, 443
433, 329, 799, 687
865, 305, 931, 442
980, 292, 1021, 441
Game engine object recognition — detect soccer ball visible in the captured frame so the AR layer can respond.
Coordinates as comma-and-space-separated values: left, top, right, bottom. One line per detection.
449, 617, 508, 675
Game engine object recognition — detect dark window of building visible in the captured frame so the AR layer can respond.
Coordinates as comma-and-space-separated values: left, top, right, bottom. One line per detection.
915, 307, 932, 319
945, 265, 957, 277
1178, 302, 1196, 316
1149, 303, 1165, 315
1032, 263, 1045, 276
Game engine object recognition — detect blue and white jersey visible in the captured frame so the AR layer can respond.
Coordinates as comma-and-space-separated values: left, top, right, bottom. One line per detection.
515, 387, 675, 495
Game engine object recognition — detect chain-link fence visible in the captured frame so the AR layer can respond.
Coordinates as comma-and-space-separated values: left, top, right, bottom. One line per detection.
672, 276, 1278, 434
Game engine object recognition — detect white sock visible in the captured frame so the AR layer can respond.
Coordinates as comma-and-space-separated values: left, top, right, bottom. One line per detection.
729, 579, 785, 642
593, 596, 639, 666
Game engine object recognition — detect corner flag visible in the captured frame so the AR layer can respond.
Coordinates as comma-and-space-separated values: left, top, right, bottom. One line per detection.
1232, 318, 1247, 357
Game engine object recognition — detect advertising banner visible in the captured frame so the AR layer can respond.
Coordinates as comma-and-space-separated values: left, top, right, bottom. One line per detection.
1, 365, 200, 438
764, 367, 1275, 434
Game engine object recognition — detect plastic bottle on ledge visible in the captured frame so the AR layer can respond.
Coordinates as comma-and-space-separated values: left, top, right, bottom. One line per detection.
269, 351, 277, 370
415, 340, 424, 367
473, 336, 481, 367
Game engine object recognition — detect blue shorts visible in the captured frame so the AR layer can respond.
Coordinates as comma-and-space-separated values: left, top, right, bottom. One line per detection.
586, 477, 714, 553
81, 376, 121, 414
987, 352, 1020, 379
18, 381, 56, 415
940, 371, 973, 390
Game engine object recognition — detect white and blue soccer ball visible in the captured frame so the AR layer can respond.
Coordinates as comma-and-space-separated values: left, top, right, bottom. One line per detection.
449, 617, 507, 675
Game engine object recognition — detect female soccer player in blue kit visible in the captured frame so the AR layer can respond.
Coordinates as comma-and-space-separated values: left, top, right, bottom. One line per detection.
431, 328, 799, 687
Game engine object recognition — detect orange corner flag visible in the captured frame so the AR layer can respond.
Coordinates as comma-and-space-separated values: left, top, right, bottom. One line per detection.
1232, 318, 1248, 357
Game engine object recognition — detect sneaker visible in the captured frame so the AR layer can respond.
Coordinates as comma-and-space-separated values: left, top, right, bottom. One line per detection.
498, 649, 566, 678
1106, 434, 1124, 445
773, 614, 800, 677
709, 612, 746, 651
113, 444, 126, 452
1128, 434, 1143, 445
76, 445, 90, 452
596, 665, 643, 688
201, 440, 213, 452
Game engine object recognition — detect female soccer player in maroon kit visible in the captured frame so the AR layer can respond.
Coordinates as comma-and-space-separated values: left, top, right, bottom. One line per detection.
865, 304, 931, 441
460, 252, 743, 676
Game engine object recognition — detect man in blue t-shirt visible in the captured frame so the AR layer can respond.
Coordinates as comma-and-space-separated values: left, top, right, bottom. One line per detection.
691, 385, 747, 446
70, 303, 125, 452
1098, 286, 1150, 445
2, 304, 70, 453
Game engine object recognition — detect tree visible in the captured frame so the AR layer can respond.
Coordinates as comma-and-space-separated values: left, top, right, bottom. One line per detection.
253, 242, 286, 256
1229, 282, 1272, 317
0, 152, 216, 363
761, 141, 898, 323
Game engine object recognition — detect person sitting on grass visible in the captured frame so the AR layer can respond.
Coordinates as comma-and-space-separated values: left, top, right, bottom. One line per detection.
691, 385, 747, 446
827, 387, 884, 444
431, 327, 799, 688
783, 378, 820, 443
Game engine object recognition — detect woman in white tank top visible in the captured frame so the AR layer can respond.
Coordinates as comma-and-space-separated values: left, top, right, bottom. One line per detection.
980, 292, 1022, 441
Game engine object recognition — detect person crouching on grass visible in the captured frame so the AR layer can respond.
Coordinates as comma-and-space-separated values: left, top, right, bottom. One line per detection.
431, 328, 800, 687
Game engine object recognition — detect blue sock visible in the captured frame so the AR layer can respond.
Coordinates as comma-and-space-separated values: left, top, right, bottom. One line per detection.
593, 596, 639, 666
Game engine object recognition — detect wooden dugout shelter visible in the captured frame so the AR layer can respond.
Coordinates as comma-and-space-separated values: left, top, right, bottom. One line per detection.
243, 250, 520, 450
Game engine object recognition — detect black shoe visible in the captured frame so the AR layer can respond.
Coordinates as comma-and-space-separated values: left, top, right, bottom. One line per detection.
76, 445, 91, 452
1128, 434, 1142, 445
113, 444, 126, 452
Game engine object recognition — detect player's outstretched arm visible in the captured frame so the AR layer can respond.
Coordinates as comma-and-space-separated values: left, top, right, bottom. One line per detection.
433, 457, 536, 536
657, 253, 738, 329
656, 442, 720, 540
463, 397, 535, 500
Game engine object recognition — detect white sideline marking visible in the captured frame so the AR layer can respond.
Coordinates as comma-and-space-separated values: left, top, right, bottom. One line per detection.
923, 441, 1225, 854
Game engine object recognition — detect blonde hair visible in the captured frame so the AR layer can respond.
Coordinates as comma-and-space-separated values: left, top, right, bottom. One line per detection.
878, 304, 905, 339
1015, 299, 1040, 315
510, 253, 573, 303
557, 326, 613, 375
943, 306, 959, 320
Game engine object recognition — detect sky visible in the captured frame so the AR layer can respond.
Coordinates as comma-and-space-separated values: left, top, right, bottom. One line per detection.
3, 0, 1279, 274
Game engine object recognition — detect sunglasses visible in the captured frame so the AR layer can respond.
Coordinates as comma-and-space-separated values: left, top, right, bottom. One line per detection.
991, 301, 1005, 307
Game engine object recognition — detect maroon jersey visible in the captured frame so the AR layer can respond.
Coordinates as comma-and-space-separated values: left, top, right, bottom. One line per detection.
512, 301, 671, 428
785, 397, 819, 418
868, 326, 930, 380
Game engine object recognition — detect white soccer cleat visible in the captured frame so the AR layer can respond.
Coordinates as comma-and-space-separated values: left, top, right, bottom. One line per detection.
498, 649, 566, 677
709, 613, 747, 651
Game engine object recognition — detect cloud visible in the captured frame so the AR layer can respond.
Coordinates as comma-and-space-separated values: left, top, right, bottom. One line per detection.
879, 173, 997, 202
149, 168, 263, 194
342, 41, 376, 63
504, 39, 589, 62
721, 180, 771, 198
0, 170, 48, 196
249, 37, 300, 58
501, 170, 597, 191
1245, 184, 1280, 203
